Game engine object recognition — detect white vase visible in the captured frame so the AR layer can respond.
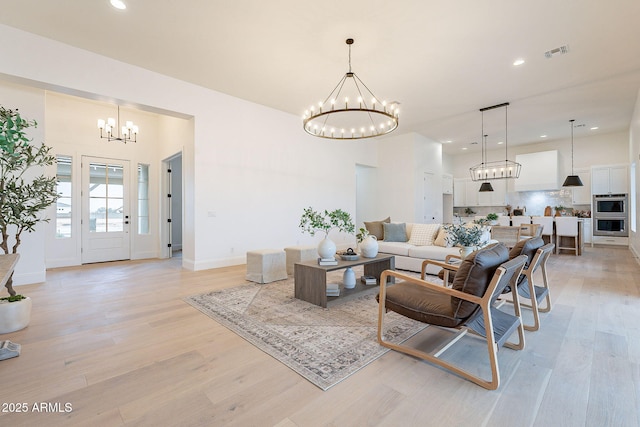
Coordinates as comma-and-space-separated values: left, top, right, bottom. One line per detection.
459, 246, 474, 260
317, 236, 337, 260
0, 297, 32, 334
343, 267, 356, 289
359, 235, 379, 258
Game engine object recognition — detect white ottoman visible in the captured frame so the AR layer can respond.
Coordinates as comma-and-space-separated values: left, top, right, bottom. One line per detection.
284, 245, 319, 275
246, 249, 287, 283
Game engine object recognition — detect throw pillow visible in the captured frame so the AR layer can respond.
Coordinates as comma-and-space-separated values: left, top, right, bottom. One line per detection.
383, 222, 407, 242
434, 227, 452, 247
407, 223, 441, 246
364, 217, 390, 240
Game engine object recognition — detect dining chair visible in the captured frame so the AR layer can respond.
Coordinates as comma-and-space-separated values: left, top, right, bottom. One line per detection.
490, 226, 520, 249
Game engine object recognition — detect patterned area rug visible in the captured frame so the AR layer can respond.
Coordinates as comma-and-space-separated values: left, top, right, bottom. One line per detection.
184, 269, 429, 390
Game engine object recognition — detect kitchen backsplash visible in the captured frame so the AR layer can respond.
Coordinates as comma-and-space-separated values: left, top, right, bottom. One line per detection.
453, 189, 590, 217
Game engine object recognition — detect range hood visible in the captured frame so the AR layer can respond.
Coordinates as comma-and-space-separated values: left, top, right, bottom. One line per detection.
513, 150, 560, 191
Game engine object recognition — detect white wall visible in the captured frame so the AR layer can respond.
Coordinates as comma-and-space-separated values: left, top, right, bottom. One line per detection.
0, 24, 378, 283
373, 132, 443, 224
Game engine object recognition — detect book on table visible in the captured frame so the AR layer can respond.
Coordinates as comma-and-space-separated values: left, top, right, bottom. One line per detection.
360, 275, 377, 285
318, 257, 338, 266
326, 283, 340, 296
0, 340, 21, 361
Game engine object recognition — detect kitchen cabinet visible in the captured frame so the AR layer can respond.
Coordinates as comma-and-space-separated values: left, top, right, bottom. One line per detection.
591, 165, 628, 195
583, 218, 592, 244
442, 173, 453, 194
454, 178, 506, 207
571, 168, 591, 204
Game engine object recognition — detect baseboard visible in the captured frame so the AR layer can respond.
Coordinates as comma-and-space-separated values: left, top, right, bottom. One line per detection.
12, 270, 46, 286
191, 255, 246, 271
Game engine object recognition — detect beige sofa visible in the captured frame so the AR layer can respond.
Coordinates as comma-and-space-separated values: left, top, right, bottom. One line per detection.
371, 222, 492, 275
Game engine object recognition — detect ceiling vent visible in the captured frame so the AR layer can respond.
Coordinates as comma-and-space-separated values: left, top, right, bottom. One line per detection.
545, 45, 569, 58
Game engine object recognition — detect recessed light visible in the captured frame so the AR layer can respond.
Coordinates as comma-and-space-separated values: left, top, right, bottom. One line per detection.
443, 140, 452, 144
110, 0, 126, 10
497, 141, 504, 145
513, 58, 525, 66
540, 135, 548, 138
590, 126, 599, 130
461, 147, 468, 150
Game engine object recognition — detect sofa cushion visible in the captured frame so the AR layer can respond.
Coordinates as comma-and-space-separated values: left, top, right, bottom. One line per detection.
383, 222, 407, 242
364, 217, 390, 240
407, 223, 440, 246
450, 243, 508, 320
434, 226, 453, 247
376, 241, 411, 256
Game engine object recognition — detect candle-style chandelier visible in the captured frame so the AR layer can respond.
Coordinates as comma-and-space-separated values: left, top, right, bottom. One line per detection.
97, 105, 138, 144
469, 102, 521, 182
302, 38, 399, 140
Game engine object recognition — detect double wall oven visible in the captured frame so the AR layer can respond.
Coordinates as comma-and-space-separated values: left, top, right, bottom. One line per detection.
592, 194, 628, 237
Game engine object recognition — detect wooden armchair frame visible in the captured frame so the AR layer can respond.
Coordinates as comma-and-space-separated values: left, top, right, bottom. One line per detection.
507, 243, 555, 331
378, 254, 528, 390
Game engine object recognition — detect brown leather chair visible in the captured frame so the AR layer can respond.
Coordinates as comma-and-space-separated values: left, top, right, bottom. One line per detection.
377, 243, 527, 390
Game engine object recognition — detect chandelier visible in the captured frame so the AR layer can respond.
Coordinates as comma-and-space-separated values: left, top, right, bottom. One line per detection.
97, 106, 138, 144
302, 38, 399, 140
562, 119, 584, 187
469, 102, 521, 181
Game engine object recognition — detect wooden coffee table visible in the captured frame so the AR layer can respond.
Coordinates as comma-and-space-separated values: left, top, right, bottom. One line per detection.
294, 254, 395, 308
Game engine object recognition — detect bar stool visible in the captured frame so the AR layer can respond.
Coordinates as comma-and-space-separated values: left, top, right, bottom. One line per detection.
555, 216, 579, 256
531, 216, 554, 245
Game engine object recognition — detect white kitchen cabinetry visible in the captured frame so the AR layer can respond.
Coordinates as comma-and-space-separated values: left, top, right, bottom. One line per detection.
442, 173, 453, 194
571, 168, 591, 204
591, 165, 628, 195
453, 178, 466, 207
454, 178, 506, 207
583, 219, 592, 244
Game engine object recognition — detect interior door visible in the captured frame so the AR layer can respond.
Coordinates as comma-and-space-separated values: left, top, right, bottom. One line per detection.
82, 157, 130, 263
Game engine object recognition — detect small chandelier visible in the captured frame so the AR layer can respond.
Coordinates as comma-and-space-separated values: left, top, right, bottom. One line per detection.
562, 119, 584, 187
97, 106, 138, 144
470, 102, 521, 181
302, 38, 399, 140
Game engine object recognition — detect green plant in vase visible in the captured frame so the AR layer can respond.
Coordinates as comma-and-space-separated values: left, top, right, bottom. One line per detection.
299, 207, 355, 259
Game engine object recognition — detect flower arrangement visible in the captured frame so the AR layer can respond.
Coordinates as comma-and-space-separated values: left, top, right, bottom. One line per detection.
299, 207, 355, 237
442, 223, 486, 247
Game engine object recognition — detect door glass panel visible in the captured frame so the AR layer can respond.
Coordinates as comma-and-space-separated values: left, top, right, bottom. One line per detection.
89, 162, 125, 233
56, 155, 72, 238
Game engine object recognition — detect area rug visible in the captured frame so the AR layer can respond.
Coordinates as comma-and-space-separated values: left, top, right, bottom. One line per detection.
184, 269, 429, 390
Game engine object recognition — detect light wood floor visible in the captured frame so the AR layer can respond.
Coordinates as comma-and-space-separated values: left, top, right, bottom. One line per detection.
1, 245, 639, 426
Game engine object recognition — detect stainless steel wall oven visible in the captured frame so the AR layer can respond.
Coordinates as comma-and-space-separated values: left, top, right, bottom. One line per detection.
593, 194, 628, 237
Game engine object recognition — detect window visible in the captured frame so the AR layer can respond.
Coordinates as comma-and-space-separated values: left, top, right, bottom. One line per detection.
88, 162, 124, 233
56, 155, 72, 238
138, 164, 149, 234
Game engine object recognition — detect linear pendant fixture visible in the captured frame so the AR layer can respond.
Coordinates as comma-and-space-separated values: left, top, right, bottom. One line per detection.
469, 102, 521, 181
302, 38, 399, 140
562, 119, 584, 187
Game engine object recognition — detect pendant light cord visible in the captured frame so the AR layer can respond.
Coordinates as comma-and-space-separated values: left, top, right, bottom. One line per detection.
570, 119, 575, 173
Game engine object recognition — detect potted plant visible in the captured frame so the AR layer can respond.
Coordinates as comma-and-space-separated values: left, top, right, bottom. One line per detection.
299, 207, 355, 259
486, 213, 498, 225
0, 106, 58, 334
442, 223, 487, 259
554, 205, 566, 217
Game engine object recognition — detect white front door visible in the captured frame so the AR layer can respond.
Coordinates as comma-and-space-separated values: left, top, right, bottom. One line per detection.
81, 157, 130, 263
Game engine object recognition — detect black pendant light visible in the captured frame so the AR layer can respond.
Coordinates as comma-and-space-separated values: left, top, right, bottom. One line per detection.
479, 182, 494, 192
563, 119, 584, 187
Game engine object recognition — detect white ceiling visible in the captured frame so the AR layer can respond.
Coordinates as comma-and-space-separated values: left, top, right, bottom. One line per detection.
1, 0, 640, 155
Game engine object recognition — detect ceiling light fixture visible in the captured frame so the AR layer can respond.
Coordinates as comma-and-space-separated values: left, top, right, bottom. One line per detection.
110, 0, 127, 10
470, 102, 521, 181
302, 38, 398, 140
97, 105, 138, 144
513, 58, 525, 66
562, 119, 583, 187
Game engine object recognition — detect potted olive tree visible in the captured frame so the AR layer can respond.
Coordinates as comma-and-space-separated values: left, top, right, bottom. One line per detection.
0, 106, 58, 334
